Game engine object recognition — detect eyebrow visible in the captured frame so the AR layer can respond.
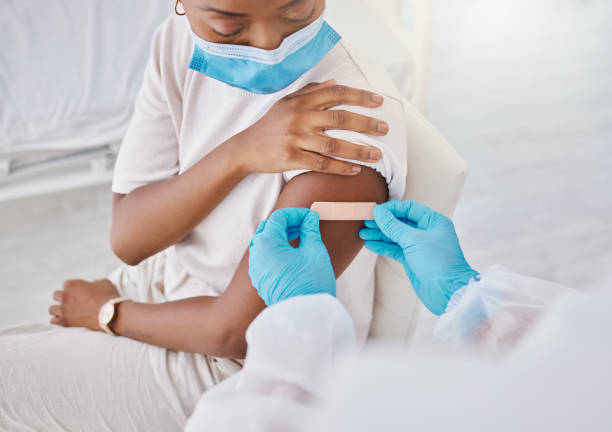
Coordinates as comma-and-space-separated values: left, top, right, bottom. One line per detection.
199, 7, 249, 17
200, 0, 304, 17
278, 0, 304, 10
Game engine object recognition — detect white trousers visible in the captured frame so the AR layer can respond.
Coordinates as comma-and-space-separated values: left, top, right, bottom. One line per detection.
0, 253, 242, 432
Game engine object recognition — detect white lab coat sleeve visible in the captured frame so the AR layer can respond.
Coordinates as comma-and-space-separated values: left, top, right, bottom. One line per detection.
434, 265, 575, 353
323, 288, 611, 432
184, 294, 356, 432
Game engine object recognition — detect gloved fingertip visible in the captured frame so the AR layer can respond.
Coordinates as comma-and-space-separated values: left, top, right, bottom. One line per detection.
268, 207, 309, 227
255, 219, 267, 234
362, 240, 376, 251
301, 210, 321, 233
305, 209, 320, 224
372, 205, 397, 231
376, 199, 400, 212
372, 203, 391, 220
364, 219, 378, 229
359, 228, 383, 241
364, 241, 386, 257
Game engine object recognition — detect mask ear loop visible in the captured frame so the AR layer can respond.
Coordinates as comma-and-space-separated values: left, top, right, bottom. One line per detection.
175, 0, 186, 16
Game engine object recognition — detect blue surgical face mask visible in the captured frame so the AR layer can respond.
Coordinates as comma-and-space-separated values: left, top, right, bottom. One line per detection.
188, 14, 341, 94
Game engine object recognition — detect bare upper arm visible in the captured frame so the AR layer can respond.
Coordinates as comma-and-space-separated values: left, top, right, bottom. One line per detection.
221, 166, 388, 314
273, 167, 388, 276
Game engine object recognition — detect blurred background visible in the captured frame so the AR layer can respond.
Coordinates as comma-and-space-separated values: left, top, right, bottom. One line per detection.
1, 0, 610, 328
430, 0, 612, 294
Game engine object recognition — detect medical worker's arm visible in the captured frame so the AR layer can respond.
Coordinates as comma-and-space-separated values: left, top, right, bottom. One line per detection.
360, 200, 479, 315
361, 200, 572, 351
111, 167, 387, 358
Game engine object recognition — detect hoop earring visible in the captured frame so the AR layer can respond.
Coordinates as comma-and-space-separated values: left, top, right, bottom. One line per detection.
175, 0, 186, 16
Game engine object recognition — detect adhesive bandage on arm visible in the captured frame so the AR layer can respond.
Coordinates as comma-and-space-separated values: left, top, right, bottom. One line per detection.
310, 202, 376, 221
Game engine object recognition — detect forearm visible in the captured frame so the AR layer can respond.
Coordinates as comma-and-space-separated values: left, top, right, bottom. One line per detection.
110, 135, 248, 265
112, 296, 242, 357
112, 298, 250, 358
111, 252, 266, 358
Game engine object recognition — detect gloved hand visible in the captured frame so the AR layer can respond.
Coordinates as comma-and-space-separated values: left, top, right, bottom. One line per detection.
249, 208, 336, 306
359, 200, 479, 315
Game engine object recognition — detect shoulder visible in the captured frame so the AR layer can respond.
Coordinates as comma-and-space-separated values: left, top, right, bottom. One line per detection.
148, 15, 194, 89
305, 40, 407, 139
296, 41, 408, 199
309, 40, 405, 108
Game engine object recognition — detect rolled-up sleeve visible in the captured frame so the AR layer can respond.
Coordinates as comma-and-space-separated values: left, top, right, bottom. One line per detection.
283, 95, 408, 200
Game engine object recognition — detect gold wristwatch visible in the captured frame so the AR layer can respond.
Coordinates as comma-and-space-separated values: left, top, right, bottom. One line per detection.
98, 297, 131, 336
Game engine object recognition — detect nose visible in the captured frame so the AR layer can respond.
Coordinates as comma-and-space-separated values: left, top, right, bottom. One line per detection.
249, 24, 284, 50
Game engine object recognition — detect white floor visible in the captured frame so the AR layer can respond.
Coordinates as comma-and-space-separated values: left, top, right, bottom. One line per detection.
0, 184, 119, 327
1, 0, 611, 329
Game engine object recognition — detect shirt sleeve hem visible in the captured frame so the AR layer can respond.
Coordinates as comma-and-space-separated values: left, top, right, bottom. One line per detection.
111, 177, 151, 195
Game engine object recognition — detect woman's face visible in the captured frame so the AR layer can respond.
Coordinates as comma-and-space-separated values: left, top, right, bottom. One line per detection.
181, 0, 326, 50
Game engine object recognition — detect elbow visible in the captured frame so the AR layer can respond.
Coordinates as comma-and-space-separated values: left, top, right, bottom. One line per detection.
224, 338, 248, 360
219, 325, 249, 359
110, 194, 145, 266
109, 228, 144, 266
200, 324, 248, 359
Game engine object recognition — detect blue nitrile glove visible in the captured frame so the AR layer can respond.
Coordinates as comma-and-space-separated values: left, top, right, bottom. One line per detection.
359, 200, 479, 315
248, 208, 336, 306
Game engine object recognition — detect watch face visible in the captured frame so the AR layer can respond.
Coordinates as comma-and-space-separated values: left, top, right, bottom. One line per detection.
99, 303, 114, 325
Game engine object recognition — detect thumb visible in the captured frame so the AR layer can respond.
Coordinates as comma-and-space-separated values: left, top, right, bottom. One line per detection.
298, 210, 323, 246
372, 205, 416, 248
264, 208, 310, 242
255, 219, 267, 235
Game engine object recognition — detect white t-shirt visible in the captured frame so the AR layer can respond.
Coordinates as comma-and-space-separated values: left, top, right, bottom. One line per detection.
112, 15, 408, 344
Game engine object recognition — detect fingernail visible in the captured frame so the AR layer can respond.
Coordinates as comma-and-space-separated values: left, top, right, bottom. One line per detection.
371, 94, 384, 104
352, 165, 362, 174
377, 121, 389, 133
368, 148, 381, 161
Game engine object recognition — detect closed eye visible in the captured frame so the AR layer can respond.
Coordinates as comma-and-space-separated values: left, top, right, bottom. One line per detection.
211, 27, 245, 38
